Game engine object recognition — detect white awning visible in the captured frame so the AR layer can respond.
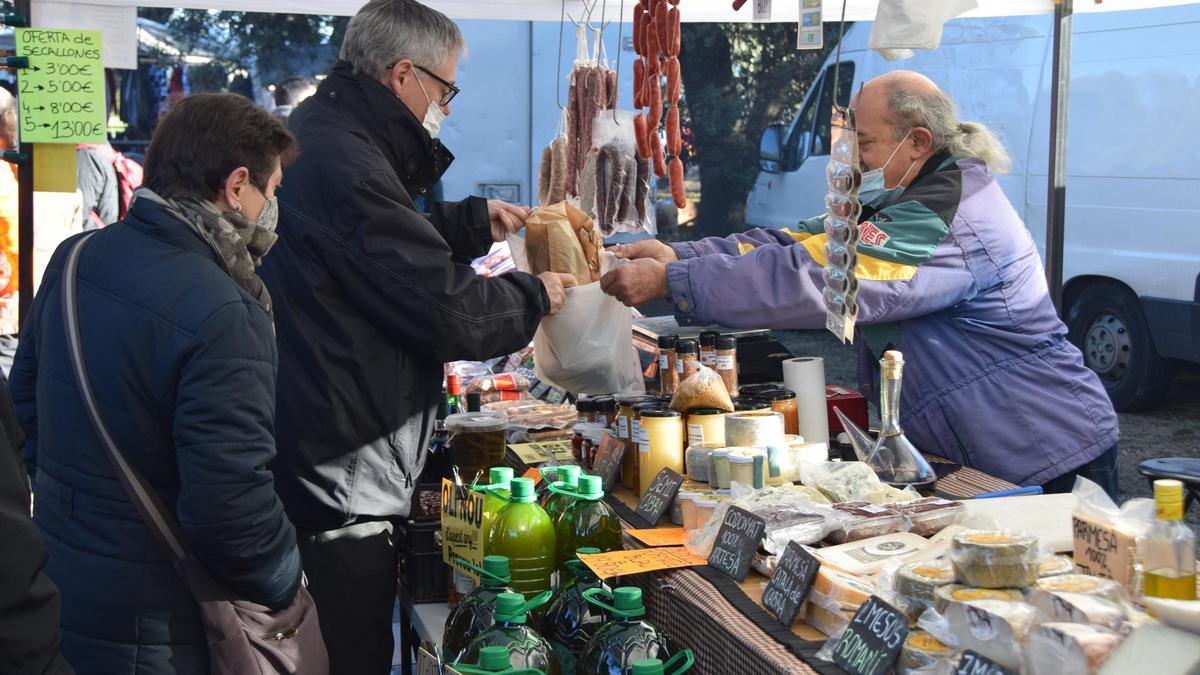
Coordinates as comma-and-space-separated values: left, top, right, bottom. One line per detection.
56, 0, 1200, 21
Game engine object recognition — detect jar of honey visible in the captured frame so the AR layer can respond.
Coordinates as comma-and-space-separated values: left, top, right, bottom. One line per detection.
636, 409, 684, 497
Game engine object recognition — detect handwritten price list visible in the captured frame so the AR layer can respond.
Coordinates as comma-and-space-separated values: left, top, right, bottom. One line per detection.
15, 28, 106, 144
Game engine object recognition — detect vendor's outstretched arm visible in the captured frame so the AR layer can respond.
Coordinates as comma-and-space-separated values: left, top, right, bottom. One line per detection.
672, 215, 827, 260
665, 201, 977, 329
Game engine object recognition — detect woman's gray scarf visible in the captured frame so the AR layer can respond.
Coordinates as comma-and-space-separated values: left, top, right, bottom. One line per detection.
134, 188, 277, 316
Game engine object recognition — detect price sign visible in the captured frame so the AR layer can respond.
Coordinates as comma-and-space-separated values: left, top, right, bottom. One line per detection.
707, 506, 766, 582
508, 440, 575, 465
577, 546, 707, 579
440, 479, 485, 579
955, 650, 1017, 675
761, 541, 820, 627
591, 431, 626, 492
753, 0, 772, 21
635, 468, 684, 526
833, 595, 909, 675
627, 528, 687, 548
15, 28, 106, 144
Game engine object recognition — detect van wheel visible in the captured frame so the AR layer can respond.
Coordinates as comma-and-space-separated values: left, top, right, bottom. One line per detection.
1065, 282, 1171, 412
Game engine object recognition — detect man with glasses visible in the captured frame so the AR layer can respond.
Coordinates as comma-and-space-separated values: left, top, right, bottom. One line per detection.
258, 1, 576, 671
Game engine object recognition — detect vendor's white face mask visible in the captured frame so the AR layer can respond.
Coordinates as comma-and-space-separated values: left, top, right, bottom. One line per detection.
415, 76, 446, 139
860, 130, 916, 208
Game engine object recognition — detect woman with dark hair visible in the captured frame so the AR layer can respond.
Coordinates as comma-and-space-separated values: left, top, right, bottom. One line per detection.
9, 93, 303, 674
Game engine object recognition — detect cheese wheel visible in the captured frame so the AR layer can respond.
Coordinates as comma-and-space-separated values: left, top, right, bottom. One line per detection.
899, 631, 954, 671
1038, 555, 1077, 578
1026, 622, 1120, 675
1035, 574, 1123, 602
1027, 589, 1126, 630
951, 529, 1039, 589
811, 566, 874, 610
934, 584, 1024, 613
897, 557, 958, 604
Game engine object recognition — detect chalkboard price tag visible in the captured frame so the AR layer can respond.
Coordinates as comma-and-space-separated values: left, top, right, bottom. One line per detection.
635, 468, 684, 525
761, 541, 820, 627
955, 650, 1017, 675
591, 432, 626, 492
706, 506, 766, 582
833, 595, 909, 675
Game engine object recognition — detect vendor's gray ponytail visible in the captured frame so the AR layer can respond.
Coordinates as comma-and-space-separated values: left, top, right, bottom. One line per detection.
886, 84, 1012, 176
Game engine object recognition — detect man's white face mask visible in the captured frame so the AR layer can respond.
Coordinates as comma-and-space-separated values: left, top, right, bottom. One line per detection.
415, 76, 446, 139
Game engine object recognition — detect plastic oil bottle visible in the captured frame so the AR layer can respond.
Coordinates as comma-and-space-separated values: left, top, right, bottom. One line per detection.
576, 587, 685, 675
461, 592, 562, 675
628, 653, 695, 675
452, 645, 546, 674
551, 475, 622, 569
541, 465, 583, 522
487, 477, 557, 596
453, 645, 546, 675
1138, 479, 1197, 600
539, 548, 611, 674
443, 555, 519, 662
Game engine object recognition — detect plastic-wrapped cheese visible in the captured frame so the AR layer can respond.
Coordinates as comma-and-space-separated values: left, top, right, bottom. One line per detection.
811, 566, 875, 610
945, 599, 1038, 671
1142, 597, 1200, 636
1039, 555, 1077, 578
1028, 589, 1126, 630
951, 530, 1039, 588
802, 591, 854, 637
897, 558, 957, 604
1026, 622, 1121, 675
1036, 574, 1123, 602
897, 630, 954, 672
934, 584, 1024, 613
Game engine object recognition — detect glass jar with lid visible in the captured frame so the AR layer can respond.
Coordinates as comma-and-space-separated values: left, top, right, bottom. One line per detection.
446, 411, 509, 484
762, 389, 799, 436
637, 409, 684, 497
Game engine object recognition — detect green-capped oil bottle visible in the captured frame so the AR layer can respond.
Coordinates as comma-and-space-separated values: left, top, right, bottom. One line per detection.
540, 465, 583, 522
461, 592, 562, 675
552, 475, 622, 568
452, 645, 546, 674
577, 588, 685, 675
443, 555, 518, 661
477, 466, 515, 550
487, 477, 557, 596
628, 652, 695, 675
538, 548, 611, 674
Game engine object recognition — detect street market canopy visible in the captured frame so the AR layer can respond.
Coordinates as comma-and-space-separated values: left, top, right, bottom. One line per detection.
59, 0, 1200, 21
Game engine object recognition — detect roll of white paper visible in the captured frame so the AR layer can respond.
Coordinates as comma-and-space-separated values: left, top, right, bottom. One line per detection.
783, 357, 830, 445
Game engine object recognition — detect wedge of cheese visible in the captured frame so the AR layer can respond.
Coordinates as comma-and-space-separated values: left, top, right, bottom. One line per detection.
1026, 622, 1120, 675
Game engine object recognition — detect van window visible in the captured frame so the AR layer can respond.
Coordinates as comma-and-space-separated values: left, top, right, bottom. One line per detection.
786, 77, 822, 167
810, 62, 856, 157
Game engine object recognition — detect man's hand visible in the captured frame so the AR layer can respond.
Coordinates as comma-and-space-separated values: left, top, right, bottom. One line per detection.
489, 200, 531, 242
608, 239, 678, 264
537, 272, 579, 315
600, 259, 670, 307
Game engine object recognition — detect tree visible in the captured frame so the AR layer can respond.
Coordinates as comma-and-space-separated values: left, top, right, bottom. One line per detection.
678, 22, 844, 237
137, 9, 348, 87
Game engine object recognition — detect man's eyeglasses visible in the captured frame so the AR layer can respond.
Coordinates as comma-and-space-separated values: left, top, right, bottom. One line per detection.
413, 65, 459, 106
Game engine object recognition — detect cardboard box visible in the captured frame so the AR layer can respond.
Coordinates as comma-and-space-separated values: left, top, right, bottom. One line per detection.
1072, 509, 1142, 593
827, 385, 868, 437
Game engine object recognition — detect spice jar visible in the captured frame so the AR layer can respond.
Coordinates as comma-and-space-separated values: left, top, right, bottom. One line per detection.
763, 389, 799, 436
715, 334, 738, 395
711, 448, 733, 489
593, 396, 618, 429
637, 409, 684, 497
576, 397, 596, 425
699, 331, 720, 368
685, 407, 727, 448
732, 397, 770, 412
676, 338, 700, 382
657, 334, 679, 395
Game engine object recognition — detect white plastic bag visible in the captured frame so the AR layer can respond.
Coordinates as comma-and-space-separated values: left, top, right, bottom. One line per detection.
532, 280, 645, 395
868, 0, 978, 58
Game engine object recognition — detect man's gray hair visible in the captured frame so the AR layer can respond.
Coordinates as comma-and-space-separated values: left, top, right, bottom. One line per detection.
884, 81, 1012, 176
340, 0, 467, 82
0, 87, 16, 150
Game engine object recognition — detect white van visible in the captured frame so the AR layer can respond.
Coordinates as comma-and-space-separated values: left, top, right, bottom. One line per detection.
745, 5, 1200, 411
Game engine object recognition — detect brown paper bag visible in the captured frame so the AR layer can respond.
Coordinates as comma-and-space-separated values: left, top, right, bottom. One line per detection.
524, 201, 601, 286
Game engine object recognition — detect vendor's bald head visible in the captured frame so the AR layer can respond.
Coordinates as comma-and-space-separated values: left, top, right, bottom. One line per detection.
851, 70, 1012, 189
852, 71, 948, 190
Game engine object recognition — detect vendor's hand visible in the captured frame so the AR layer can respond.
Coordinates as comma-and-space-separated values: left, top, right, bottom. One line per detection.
608, 239, 678, 264
537, 272, 578, 316
489, 200, 531, 242
600, 259, 669, 307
